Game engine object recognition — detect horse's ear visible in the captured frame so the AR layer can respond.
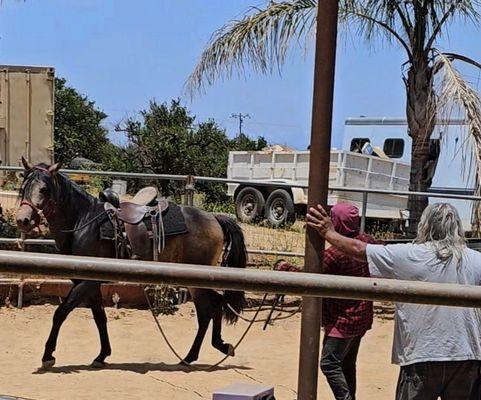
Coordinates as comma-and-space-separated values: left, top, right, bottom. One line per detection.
48, 162, 62, 175
21, 156, 32, 172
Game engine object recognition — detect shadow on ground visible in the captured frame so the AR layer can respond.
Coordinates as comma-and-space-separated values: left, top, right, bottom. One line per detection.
33, 361, 252, 375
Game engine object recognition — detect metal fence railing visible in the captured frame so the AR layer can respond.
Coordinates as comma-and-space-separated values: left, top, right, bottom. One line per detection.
2, 165, 481, 257
3, 250, 481, 307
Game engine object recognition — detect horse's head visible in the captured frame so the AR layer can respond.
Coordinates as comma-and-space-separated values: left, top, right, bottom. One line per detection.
16, 156, 62, 232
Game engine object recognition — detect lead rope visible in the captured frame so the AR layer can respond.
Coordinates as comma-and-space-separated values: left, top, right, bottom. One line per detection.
226, 301, 302, 324
143, 288, 267, 371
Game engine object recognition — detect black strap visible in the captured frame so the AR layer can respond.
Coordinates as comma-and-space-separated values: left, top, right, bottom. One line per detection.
60, 210, 109, 233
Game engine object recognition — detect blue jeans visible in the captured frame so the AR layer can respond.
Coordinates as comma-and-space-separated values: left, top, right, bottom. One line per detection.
320, 335, 362, 400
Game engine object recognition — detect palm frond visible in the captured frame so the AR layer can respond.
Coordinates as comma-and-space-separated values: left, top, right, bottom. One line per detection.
433, 51, 481, 232
186, 0, 317, 96
341, 1, 413, 60
187, 0, 481, 95
342, 1, 480, 55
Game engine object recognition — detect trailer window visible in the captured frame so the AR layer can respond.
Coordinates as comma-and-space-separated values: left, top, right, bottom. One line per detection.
383, 139, 404, 158
350, 138, 370, 152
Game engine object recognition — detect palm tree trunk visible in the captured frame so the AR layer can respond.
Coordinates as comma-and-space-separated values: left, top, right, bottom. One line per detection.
405, 60, 438, 235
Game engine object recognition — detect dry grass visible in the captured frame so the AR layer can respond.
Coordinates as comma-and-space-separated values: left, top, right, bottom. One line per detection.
241, 221, 305, 253
241, 221, 305, 269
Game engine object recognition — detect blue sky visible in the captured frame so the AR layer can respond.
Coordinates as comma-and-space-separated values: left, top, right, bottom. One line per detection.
1, 0, 480, 149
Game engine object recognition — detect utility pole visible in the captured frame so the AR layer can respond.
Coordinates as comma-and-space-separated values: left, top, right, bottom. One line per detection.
230, 113, 250, 135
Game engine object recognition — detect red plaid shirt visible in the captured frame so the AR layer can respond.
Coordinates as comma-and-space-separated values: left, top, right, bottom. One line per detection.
322, 233, 380, 337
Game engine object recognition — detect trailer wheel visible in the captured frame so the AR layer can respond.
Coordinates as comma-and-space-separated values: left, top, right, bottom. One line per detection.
265, 189, 295, 227
235, 187, 265, 223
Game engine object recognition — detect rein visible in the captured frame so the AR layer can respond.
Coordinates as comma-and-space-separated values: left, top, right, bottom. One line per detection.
59, 210, 110, 234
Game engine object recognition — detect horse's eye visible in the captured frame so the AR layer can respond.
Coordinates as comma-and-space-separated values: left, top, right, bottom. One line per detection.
39, 187, 48, 194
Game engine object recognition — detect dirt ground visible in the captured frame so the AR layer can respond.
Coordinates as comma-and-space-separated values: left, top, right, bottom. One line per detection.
0, 303, 398, 400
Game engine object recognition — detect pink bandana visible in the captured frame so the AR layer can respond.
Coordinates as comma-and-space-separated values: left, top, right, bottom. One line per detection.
331, 203, 360, 238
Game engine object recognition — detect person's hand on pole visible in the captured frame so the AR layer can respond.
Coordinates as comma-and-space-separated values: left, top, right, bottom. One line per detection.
307, 204, 334, 237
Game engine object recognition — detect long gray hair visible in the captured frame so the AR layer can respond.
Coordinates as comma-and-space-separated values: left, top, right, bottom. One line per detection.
414, 203, 466, 264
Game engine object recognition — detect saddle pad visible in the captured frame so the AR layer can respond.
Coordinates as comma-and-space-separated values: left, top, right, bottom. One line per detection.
100, 202, 188, 241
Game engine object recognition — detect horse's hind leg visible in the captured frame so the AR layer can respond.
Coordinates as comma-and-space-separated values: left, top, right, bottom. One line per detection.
184, 289, 234, 363
42, 281, 89, 368
183, 289, 213, 364
90, 299, 111, 368
211, 304, 235, 357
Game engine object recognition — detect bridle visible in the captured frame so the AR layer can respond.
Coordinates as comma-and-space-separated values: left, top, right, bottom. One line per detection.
19, 166, 57, 221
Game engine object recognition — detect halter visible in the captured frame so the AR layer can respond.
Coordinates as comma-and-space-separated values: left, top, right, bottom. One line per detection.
20, 166, 57, 220
20, 198, 56, 220
32, 166, 52, 176
20, 200, 42, 214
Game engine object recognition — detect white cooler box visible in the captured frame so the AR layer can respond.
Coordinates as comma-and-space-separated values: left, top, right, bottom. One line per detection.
212, 383, 274, 400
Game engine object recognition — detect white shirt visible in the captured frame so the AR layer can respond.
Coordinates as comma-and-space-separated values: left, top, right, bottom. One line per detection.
366, 243, 481, 366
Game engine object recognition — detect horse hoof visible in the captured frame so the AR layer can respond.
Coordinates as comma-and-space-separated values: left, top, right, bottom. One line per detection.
90, 360, 105, 369
227, 344, 235, 357
182, 355, 196, 365
41, 358, 55, 369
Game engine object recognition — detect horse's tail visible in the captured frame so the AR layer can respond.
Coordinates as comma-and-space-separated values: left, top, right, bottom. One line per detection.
215, 214, 247, 324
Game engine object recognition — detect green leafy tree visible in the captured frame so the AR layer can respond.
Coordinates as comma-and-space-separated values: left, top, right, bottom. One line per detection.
187, 0, 481, 233
54, 77, 110, 165
117, 99, 267, 204
230, 133, 268, 151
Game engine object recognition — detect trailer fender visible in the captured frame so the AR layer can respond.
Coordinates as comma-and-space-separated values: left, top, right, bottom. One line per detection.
291, 187, 307, 205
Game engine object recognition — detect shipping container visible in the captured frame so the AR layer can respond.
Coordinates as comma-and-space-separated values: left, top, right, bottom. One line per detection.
0, 65, 54, 166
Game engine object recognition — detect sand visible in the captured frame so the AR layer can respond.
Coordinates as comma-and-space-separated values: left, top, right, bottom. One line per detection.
0, 304, 398, 400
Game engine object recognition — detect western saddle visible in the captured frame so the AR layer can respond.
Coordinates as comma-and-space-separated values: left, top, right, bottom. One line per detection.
102, 186, 169, 261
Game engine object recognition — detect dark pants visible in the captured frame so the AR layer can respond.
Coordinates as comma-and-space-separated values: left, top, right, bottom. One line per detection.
320, 335, 362, 400
396, 360, 481, 400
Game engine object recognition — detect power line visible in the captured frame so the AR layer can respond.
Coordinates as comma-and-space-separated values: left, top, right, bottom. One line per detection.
245, 120, 300, 129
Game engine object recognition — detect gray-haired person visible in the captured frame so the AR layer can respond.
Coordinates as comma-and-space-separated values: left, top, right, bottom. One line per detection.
307, 202, 481, 400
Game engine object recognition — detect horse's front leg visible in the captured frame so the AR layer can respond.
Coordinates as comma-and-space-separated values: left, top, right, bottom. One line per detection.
42, 283, 86, 368
90, 302, 112, 368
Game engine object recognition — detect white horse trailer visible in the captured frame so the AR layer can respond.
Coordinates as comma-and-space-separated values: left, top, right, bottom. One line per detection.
343, 117, 473, 229
227, 117, 473, 228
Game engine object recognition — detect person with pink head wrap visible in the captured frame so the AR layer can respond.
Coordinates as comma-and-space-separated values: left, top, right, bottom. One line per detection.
319, 202, 380, 400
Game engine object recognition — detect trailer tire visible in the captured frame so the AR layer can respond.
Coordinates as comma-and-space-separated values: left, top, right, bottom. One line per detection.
265, 189, 295, 227
235, 187, 265, 223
